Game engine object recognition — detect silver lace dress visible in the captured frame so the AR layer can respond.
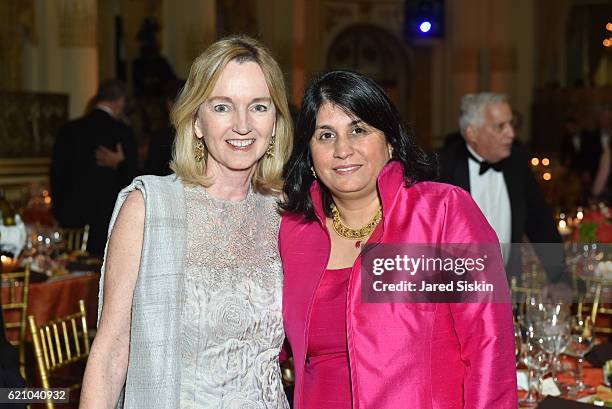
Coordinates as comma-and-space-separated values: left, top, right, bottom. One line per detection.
180, 185, 289, 409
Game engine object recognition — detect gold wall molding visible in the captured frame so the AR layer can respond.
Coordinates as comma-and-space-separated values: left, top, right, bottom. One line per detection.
0, 91, 68, 159
57, 0, 97, 47
0, 0, 36, 90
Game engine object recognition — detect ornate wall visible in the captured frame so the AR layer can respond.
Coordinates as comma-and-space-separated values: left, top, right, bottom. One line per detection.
22, 0, 98, 119
290, 0, 538, 147
161, 0, 216, 78
7, 0, 592, 148
0, 0, 36, 91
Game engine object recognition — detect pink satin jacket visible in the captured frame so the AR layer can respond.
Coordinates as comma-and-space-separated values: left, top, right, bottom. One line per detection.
279, 161, 518, 409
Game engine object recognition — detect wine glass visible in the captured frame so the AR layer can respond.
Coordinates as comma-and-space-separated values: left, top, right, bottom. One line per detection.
521, 330, 550, 406
537, 322, 570, 387
538, 303, 571, 386
565, 315, 595, 393
523, 297, 546, 335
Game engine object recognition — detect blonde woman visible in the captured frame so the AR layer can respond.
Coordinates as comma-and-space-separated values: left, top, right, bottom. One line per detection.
80, 36, 292, 409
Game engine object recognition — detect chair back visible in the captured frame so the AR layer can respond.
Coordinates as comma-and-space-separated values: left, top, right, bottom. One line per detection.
1, 265, 31, 379
63, 225, 89, 254
575, 275, 612, 334
510, 276, 541, 304
28, 299, 90, 409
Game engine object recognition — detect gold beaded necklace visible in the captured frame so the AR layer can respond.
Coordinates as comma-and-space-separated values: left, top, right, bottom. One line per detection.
330, 204, 382, 241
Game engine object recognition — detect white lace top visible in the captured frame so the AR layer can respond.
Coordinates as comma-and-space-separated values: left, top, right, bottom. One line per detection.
180, 185, 289, 409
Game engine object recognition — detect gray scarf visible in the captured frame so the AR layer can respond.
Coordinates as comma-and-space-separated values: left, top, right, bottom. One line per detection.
98, 174, 185, 408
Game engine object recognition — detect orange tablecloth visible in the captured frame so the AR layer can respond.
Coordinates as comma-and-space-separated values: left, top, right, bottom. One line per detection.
29, 273, 99, 326
2, 273, 99, 342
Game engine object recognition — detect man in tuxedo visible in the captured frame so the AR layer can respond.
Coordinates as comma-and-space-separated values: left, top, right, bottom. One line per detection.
51, 79, 138, 256
588, 106, 612, 198
583, 106, 612, 181
560, 116, 587, 172
438, 93, 569, 290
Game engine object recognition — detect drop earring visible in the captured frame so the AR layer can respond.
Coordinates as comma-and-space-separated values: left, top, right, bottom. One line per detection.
266, 123, 276, 157
266, 135, 275, 157
194, 139, 205, 162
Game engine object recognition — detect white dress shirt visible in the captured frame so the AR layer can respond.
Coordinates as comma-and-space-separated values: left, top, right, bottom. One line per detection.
601, 129, 610, 149
466, 144, 512, 262
95, 104, 115, 118
572, 134, 581, 151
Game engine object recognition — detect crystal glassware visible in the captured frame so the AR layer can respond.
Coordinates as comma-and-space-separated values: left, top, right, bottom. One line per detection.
521, 330, 551, 406
538, 303, 571, 386
565, 315, 595, 393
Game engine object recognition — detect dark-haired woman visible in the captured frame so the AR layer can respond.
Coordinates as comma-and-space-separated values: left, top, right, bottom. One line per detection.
279, 70, 517, 409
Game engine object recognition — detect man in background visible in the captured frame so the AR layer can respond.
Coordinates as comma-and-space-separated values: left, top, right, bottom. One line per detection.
438, 93, 569, 294
590, 106, 612, 199
143, 79, 184, 176
560, 116, 586, 172
50, 79, 138, 256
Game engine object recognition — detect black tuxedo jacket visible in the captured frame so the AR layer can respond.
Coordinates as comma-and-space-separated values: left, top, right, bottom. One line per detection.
437, 139, 567, 283
50, 109, 138, 255
581, 129, 607, 179
560, 132, 589, 172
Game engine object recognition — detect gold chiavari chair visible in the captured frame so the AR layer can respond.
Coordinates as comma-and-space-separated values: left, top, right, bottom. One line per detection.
510, 276, 541, 304
28, 299, 91, 409
63, 225, 90, 254
575, 275, 612, 335
1, 265, 31, 380
509, 276, 543, 327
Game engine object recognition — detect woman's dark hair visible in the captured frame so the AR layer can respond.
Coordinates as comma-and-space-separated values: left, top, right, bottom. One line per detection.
280, 69, 437, 220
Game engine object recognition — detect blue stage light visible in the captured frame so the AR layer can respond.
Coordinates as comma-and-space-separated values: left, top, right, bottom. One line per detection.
404, 0, 444, 39
419, 21, 432, 33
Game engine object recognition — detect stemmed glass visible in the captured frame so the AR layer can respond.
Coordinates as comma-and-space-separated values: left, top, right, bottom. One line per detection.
516, 297, 550, 406
514, 319, 522, 365
51, 229, 65, 257
521, 330, 551, 406
537, 303, 571, 387
565, 315, 595, 393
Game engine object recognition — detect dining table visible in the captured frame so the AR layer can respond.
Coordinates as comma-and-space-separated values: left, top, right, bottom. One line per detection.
2, 267, 100, 343
519, 354, 612, 408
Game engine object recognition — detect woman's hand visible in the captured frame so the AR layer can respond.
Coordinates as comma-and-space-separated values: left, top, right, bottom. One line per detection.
79, 190, 144, 408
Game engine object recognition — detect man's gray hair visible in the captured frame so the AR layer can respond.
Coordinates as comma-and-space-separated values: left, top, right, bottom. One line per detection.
458, 92, 508, 136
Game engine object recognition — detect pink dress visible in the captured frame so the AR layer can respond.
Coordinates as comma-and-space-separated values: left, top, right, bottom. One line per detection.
303, 267, 353, 409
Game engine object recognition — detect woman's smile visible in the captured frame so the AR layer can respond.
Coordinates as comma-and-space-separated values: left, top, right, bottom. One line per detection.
226, 138, 256, 150
332, 164, 362, 175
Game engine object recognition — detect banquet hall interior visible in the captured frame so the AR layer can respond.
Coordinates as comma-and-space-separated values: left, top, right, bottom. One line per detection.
1, 0, 612, 408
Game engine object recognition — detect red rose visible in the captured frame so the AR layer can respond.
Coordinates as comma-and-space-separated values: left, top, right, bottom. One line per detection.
583, 211, 606, 223
596, 223, 612, 243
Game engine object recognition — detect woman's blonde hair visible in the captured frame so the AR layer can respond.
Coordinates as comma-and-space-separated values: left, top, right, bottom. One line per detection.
170, 35, 292, 194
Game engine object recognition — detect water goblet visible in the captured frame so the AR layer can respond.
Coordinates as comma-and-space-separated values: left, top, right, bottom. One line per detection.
565, 315, 595, 393
521, 331, 550, 406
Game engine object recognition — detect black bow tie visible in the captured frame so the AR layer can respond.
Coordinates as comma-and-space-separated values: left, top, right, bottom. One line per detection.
467, 150, 503, 175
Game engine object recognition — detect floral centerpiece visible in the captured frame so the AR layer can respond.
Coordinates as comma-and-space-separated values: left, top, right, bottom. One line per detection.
0, 213, 27, 272
573, 205, 612, 243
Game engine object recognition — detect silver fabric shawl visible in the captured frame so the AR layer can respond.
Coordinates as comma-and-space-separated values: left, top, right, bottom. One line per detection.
97, 174, 186, 409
